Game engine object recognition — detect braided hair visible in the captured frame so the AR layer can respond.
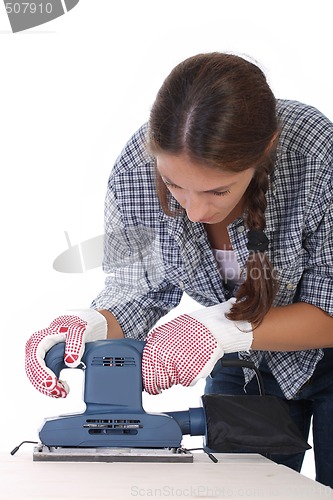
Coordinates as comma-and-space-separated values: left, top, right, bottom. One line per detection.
147, 52, 279, 327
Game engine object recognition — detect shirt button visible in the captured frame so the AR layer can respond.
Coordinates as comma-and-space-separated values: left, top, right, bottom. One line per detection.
179, 281, 185, 290
237, 225, 245, 233
286, 282, 296, 291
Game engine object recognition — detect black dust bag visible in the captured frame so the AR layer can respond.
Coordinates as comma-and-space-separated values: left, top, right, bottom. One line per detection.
202, 359, 311, 455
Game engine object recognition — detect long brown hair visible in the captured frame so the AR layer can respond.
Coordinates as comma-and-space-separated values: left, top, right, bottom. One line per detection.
147, 52, 279, 327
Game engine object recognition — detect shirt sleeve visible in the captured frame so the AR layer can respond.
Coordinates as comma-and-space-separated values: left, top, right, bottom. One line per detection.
272, 101, 333, 317
91, 126, 183, 339
298, 165, 333, 317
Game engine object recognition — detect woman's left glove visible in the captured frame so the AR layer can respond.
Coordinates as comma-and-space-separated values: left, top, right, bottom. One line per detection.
142, 298, 253, 395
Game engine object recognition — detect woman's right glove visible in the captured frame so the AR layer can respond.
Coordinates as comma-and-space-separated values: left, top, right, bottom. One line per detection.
25, 309, 107, 398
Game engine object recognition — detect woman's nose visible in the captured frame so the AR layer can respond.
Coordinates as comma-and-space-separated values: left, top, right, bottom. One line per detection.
184, 195, 210, 223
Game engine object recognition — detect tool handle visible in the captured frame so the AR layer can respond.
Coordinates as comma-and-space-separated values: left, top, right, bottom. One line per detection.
44, 340, 146, 377
44, 343, 68, 377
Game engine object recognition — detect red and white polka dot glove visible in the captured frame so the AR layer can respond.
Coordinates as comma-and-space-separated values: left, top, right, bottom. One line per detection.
25, 309, 107, 398
142, 299, 253, 395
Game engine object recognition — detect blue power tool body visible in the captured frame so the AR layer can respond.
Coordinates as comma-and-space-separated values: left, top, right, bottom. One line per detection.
40, 339, 206, 450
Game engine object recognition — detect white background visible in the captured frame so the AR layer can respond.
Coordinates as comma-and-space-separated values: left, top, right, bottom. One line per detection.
1, 0, 332, 482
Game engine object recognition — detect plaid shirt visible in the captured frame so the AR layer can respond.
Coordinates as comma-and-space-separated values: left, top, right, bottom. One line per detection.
92, 100, 333, 399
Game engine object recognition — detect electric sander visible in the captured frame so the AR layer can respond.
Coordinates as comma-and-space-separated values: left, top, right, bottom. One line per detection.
34, 339, 207, 462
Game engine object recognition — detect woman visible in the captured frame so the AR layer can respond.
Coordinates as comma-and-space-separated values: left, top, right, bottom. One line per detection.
25, 53, 333, 486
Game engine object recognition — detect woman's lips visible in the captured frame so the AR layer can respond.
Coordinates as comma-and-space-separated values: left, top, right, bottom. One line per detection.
199, 217, 215, 223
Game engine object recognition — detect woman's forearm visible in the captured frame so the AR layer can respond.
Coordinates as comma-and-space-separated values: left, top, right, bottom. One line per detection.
98, 302, 333, 351
252, 302, 333, 351
98, 309, 125, 338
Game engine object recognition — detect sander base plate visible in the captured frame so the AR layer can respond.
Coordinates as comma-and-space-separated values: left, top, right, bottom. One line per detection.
33, 445, 193, 463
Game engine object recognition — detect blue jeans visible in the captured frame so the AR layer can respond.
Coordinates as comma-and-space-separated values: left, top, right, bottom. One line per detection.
205, 348, 333, 488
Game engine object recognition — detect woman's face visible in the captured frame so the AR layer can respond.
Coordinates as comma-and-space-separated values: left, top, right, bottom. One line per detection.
156, 153, 255, 224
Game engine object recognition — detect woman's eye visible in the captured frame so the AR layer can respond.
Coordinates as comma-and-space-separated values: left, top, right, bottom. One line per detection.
213, 189, 230, 197
163, 179, 230, 197
164, 181, 179, 189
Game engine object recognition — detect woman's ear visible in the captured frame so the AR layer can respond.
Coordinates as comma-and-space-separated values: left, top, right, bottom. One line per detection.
266, 131, 279, 153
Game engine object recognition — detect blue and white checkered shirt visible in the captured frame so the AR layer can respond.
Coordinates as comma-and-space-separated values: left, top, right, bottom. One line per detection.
92, 100, 333, 399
